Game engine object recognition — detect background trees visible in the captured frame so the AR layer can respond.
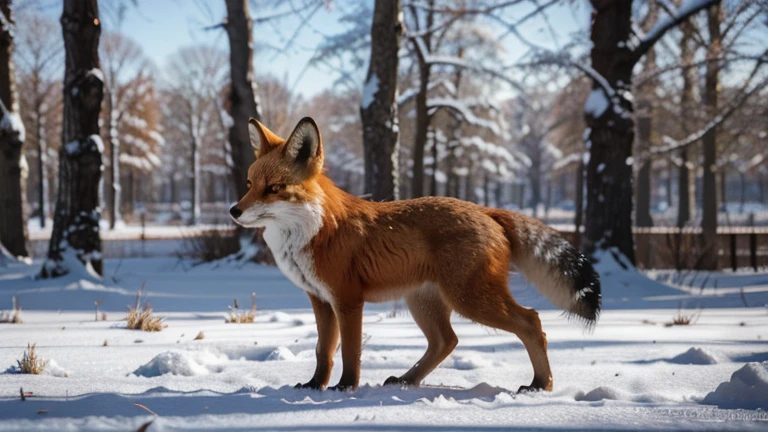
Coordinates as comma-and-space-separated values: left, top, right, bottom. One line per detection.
3, 0, 766, 274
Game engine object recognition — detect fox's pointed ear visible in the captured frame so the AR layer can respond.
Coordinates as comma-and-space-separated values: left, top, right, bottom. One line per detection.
283, 117, 324, 177
248, 118, 283, 159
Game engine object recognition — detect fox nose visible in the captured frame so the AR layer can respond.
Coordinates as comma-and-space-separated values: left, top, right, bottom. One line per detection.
229, 206, 242, 219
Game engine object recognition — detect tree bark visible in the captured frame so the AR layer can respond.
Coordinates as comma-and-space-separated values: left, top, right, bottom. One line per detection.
361, 0, 402, 201
0, 0, 29, 259
700, 2, 722, 270
41, 0, 103, 277
584, 0, 636, 263
224, 0, 260, 201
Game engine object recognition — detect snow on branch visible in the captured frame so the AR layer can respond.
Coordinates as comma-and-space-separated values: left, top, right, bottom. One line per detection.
428, 97, 504, 138
636, 0, 720, 60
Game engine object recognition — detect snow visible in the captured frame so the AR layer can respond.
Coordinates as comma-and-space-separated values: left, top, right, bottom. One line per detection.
702, 362, 768, 410
0, 112, 26, 142
1, 256, 768, 430
584, 88, 609, 118
132, 350, 228, 377
361, 73, 379, 109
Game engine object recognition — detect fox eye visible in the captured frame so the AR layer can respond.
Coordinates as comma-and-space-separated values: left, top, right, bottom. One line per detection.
266, 184, 284, 195
246, 180, 252, 189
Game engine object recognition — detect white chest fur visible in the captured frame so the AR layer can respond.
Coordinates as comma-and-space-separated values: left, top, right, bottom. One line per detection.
261, 200, 334, 304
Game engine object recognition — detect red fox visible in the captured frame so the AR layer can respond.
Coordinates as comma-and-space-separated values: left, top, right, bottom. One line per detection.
230, 117, 601, 392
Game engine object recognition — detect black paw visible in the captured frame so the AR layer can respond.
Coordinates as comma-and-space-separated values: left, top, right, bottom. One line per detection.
517, 380, 551, 394
295, 380, 322, 390
383, 376, 409, 387
327, 383, 355, 392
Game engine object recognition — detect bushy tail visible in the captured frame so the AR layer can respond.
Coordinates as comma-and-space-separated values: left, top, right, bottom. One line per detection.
486, 209, 601, 326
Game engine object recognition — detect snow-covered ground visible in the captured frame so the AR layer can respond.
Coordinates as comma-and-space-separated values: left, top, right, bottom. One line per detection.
1, 257, 767, 431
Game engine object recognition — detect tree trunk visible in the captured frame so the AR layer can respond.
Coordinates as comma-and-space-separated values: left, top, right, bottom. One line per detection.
0, 0, 29, 259
409, 2, 434, 199
35, 89, 47, 229
224, 0, 260, 200
41, 0, 103, 277
700, 2, 722, 270
106, 88, 120, 229
191, 130, 200, 225
584, 0, 636, 263
677, 20, 696, 228
635, 47, 655, 227
361, 0, 402, 201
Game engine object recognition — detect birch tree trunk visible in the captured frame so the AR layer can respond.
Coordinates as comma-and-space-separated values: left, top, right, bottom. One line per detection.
361, 0, 402, 201
0, 0, 29, 259
41, 0, 103, 277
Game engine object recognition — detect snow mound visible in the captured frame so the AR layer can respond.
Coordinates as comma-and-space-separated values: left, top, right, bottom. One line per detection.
265, 347, 296, 361
702, 362, 768, 410
575, 386, 669, 403
450, 354, 494, 370
45, 359, 70, 378
132, 350, 226, 377
269, 312, 304, 326
669, 347, 719, 365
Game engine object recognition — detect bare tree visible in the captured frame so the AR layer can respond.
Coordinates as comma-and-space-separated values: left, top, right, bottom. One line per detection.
163, 45, 228, 225
15, 13, 62, 230
0, 0, 28, 259
41, 0, 104, 277
100, 31, 160, 227
361, 0, 403, 201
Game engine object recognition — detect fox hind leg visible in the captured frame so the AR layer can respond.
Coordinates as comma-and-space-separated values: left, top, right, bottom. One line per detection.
384, 284, 457, 387
440, 272, 553, 392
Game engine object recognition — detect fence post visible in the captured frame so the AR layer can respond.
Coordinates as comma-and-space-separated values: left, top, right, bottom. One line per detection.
730, 234, 737, 272
750, 233, 757, 272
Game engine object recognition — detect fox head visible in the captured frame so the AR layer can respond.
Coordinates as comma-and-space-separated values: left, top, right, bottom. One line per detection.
229, 117, 325, 228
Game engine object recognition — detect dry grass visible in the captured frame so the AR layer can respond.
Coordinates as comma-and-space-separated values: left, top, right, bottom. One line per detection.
0, 296, 22, 324
665, 308, 701, 327
125, 283, 167, 332
17, 344, 46, 375
226, 292, 256, 323
193, 331, 205, 340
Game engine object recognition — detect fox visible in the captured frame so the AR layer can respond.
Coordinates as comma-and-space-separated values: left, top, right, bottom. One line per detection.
229, 117, 601, 392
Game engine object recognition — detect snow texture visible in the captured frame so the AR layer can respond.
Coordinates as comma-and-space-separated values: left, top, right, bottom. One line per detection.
584, 88, 609, 118
1, 256, 768, 430
361, 73, 379, 109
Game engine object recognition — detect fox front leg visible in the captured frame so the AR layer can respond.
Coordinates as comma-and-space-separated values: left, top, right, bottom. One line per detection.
295, 294, 339, 390
327, 302, 363, 391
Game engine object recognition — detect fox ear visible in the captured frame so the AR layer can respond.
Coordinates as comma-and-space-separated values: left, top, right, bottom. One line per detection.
248, 118, 282, 159
284, 117, 323, 176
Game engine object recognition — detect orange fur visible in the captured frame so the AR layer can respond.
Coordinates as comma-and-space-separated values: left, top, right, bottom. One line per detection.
231, 117, 601, 392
